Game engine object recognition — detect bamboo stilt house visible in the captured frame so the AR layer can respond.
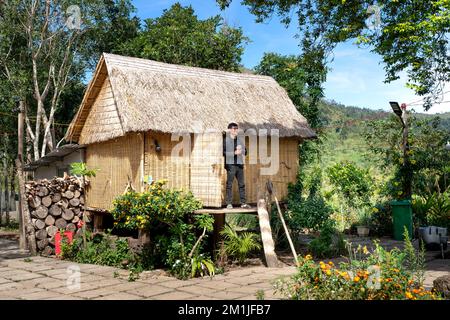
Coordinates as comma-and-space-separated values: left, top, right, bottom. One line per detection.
65, 53, 316, 211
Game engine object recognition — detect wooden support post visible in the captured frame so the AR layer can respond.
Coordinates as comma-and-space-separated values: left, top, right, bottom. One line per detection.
93, 214, 104, 233
213, 213, 225, 264
257, 199, 279, 267
138, 228, 151, 247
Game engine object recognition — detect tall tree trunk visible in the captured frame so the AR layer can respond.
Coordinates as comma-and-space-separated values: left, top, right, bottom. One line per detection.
17, 101, 32, 252
10, 167, 15, 221
16, 158, 36, 255
4, 166, 9, 225
0, 172, 3, 226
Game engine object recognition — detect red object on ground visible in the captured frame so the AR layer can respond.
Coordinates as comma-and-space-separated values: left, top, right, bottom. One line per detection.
55, 231, 74, 255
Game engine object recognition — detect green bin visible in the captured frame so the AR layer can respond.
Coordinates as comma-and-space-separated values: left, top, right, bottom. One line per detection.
391, 200, 413, 241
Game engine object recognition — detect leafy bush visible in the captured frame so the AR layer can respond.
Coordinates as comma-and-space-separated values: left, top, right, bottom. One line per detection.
111, 180, 202, 230
326, 161, 373, 207
277, 231, 439, 300
370, 204, 393, 237
308, 221, 345, 258
287, 196, 333, 232
285, 167, 332, 233
111, 180, 215, 279
221, 225, 261, 265
412, 191, 450, 230
61, 232, 138, 269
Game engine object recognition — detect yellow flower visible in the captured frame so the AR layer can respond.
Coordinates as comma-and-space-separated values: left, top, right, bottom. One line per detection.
328, 261, 334, 266
353, 276, 360, 282
371, 207, 379, 213
326, 270, 332, 276
305, 254, 312, 260
362, 246, 369, 254
405, 291, 413, 299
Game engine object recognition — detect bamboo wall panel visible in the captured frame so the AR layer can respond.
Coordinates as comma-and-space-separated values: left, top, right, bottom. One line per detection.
220, 137, 299, 205
78, 76, 123, 145
144, 132, 190, 191
86, 133, 142, 210
190, 133, 223, 207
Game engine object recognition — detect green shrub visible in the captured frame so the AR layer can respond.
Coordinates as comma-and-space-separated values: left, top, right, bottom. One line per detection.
308, 221, 345, 258
111, 180, 216, 280
61, 232, 138, 269
285, 167, 333, 233
370, 204, 393, 237
111, 179, 202, 230
326, 161, 373, 208
413, 191, 450, 229
287, 196, 332, 232
221, 225, 262, 265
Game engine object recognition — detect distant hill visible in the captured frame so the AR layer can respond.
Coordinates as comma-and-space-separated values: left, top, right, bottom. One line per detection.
313, 99, 449, 176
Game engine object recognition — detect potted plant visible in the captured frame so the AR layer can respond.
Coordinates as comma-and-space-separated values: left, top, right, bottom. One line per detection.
356, 209, 372, 237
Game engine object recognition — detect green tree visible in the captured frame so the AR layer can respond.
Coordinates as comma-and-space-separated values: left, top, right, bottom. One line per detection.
326, 161, 373, 208
120, 3, 248, 71
364, 115, 450, 198
218, 0, 450, 110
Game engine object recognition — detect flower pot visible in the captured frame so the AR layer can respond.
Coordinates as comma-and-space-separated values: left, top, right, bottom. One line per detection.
356, 226, 370, 237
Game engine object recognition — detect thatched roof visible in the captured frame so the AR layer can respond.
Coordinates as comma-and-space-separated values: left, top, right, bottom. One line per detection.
65, 53, 316, 144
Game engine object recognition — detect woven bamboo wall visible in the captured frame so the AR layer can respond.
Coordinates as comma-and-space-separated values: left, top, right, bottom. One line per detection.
220, 137, 299, 205
144, 132, 190, 191
190, 133, 223, 207
78, 75, 123, 145
85, 133, 143, 210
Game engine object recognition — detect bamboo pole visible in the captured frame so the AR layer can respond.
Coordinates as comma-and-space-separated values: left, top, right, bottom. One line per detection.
267, 180, 299, 266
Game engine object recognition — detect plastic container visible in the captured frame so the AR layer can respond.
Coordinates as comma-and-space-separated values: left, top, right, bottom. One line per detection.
391, 200, 413, 241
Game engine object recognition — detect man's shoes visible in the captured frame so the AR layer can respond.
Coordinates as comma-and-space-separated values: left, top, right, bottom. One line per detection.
240, 203, 251, 209
226, 204, 233, 209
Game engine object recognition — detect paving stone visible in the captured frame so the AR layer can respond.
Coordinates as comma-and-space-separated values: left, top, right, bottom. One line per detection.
37, 279, 66, 290
52, 282, 106, 294
184, 295, 220, 300
20, 289, 62, 300
227, 285, 263, 295
205, 291, 247, 300
151, 291, 195, 300
95, 292, 143, 300
159, 279, 192, 289
101, 281, 148, 292
127, 285, 173, 298
7, 272, 44, 282
73, 288, 120, 299
46, 295, 84, 300
0, 277, 10, 284
198, 280, 240, 291
0, 281, 23, 291
178, 285, 219, 296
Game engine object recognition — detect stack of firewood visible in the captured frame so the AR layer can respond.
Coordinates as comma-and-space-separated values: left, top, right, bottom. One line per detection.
25, 176, 85, 255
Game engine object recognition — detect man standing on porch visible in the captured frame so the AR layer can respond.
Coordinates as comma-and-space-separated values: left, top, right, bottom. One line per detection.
223, 122, 251, 209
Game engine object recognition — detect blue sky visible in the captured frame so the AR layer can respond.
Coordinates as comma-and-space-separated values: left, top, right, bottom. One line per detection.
132, 0, 449, 114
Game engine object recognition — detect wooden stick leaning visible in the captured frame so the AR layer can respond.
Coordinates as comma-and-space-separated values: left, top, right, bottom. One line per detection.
266, 180, 299, 266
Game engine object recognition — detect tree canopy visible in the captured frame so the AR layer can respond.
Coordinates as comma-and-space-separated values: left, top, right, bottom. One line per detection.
120, 3, 248, 71
218, 0, 450, 110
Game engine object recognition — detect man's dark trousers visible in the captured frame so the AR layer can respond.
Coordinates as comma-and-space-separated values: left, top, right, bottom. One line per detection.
225, 164, 246, 205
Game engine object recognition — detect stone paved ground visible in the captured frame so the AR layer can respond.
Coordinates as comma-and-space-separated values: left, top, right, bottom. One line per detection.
0, 238, 448, 300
